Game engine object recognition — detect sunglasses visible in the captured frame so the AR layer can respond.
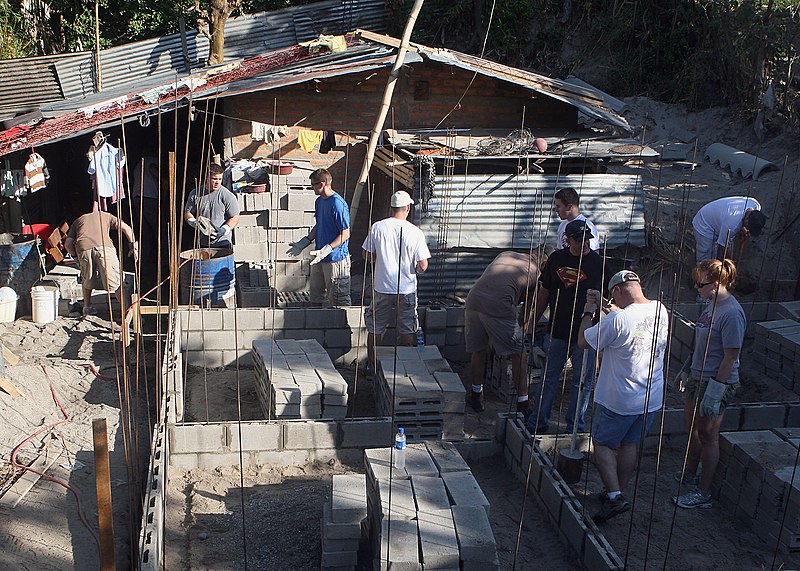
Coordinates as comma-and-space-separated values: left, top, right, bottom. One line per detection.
694, 280, 715, 289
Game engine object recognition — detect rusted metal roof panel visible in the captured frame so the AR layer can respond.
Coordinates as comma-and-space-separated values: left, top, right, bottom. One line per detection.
416, 173, 644, 300
52, 53, 95, 100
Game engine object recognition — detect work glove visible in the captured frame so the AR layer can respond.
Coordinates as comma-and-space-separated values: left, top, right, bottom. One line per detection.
309, 244, 333, 265
186, 216, 197, 228
287, 236, 312, 257
700, 377, 727, 420
675, 370, 690, 393
214, 224, 232, 244
197, 216, 216, 238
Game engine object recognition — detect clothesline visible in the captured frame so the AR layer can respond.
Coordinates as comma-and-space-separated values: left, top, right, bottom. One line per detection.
192, 107, 370, 138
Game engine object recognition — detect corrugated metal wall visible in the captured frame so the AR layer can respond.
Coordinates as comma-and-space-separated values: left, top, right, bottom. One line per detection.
416, 173, 645, 301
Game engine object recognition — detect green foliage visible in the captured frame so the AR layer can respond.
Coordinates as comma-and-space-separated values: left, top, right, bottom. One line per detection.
0, 0, 34, 58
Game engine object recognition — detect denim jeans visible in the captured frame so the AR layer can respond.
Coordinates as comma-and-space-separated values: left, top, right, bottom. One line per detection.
529, 335, 596, 432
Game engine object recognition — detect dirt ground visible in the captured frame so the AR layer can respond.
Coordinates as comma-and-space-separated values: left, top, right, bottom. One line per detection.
0, 313, 152, 571
0, 95, 798, 569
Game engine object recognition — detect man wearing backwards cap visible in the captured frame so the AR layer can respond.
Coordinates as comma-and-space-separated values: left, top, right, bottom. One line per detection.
528, 219, 603, 432
362, 190, 431, 375
578, 270, 669, 523
692, 196, 766, 264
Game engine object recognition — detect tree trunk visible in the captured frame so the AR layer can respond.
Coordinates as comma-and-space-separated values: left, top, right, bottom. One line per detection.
207, 0, 237, 66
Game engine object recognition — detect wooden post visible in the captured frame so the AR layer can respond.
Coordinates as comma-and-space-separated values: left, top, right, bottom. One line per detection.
349, 0, 425, 224
169, 152, 179, 309
92, 418, 116, 571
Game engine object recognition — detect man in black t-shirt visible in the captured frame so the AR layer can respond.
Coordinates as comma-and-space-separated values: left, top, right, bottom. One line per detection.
527, 219, 603, 433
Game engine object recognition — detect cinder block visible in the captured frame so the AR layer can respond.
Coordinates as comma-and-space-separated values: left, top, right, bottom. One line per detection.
179, 308, 224, 330
339, 418, 393, 448
720, 406, 741, 431
561, 499, 588, 556
325, 328, 356, 348
286, 191, 318, 211
376, 517, 419, 570
168, 424, 226, 453
424, 307, 448, 330
442, 471, 490, 514
416, 509, 459, 569
412, 475, 451, 512
323, 501, 362, 540
740, 404, 787, 430
264, 308, 305, 329
539, 471, 565, 524
228, 422, 282, 451
222, 308, 265, 330
283, 419, 339, 449
233, 242, 270, 262
785, 403, 800, 427
425, 440, 470, 473
237, 212, 269, 227
583, 532, 623, 571
405, 444, 439, 477
446, 306, 465, 327
331, 474, 367, 525
270, 210, 307, 228
376, 478, 417, 520
505, 419, 526, 463
451, 505, 497, 562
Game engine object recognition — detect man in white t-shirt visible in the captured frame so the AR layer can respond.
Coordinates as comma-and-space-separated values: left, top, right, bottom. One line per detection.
554, 187, 600, 251
692, 196, 766, 263
578, 270, 669, 523
362, 190, 431, 374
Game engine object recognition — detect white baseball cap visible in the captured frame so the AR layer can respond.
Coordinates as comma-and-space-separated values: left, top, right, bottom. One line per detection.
608, 270, 640, 291
391, 190, 415, 208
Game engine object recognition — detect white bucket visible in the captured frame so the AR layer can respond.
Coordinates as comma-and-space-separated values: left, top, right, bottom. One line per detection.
0, 288, 17, 322
31, 284, 60, 324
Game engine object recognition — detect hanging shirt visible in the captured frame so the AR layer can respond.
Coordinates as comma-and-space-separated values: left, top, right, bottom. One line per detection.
24, 153, 48, 193
298, 129, 323, 152
88, 142, 126, 199
251, 122, 289, 143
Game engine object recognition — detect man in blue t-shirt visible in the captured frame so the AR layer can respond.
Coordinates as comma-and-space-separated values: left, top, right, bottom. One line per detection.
287, 168, 351, 306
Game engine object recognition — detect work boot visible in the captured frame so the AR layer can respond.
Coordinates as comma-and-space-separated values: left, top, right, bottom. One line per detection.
593, 493, 630, 523
467, 390, 485, 413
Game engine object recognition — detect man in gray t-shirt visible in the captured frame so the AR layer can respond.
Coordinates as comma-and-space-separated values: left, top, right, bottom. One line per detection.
184, 164, 240, 248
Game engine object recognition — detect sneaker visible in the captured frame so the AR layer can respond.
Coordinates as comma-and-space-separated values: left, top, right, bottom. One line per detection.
593, 493, 631, 523
673, 471, 700, 487
467, 390, 485, 413
673, 490, 712, 509
83, 306, 98, 316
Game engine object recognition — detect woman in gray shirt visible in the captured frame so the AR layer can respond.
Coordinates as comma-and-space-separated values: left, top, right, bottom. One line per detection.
674, 258, 746, 509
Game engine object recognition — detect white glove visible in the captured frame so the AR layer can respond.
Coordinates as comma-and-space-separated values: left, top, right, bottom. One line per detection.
215, 224, 232, 243
700, 377, 727, 420
309, 244, 333, 265
197, 216, 216, 238
186, 216, 197, 228
287, 236, 312, 257
130, 241, 140, 263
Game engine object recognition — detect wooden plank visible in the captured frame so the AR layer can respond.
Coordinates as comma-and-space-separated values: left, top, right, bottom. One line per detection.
1, 344, 20, 366
0, 376, 23, 397
0, 449, 63, 508
92, 418, 116, 571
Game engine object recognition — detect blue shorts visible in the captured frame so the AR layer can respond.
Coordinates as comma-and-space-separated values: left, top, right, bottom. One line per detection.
592, 403, 658, 449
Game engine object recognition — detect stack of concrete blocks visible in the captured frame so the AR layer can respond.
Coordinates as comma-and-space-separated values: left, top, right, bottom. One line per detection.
423, 306, 447, 348
499, 413, 624, 570
714, 429, 800, 553
321, 474, 368, 570
486, 347, 543, 404
232, 174, 317, 301
375, 345, 466, 441
364, 441, 499, 570
750, 319, 800, 393
251, 339, 348, 419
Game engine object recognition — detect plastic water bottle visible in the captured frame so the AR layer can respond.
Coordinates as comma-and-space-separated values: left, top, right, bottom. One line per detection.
394, 427, 406, 470
416, 327, 425, 353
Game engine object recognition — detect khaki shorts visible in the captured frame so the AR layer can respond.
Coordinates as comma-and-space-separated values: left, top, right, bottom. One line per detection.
78, 246, 121, 292
685, 376, 739, 415
464, 309, 523, 356
310, 256, 351, 307
365, 292, 418, 335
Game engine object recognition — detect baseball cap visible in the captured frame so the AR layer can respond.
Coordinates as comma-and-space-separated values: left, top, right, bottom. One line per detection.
565, 219, 594, 240
608, 270, 640, 291
747, 210, 766, 236
391, 190, 415, 208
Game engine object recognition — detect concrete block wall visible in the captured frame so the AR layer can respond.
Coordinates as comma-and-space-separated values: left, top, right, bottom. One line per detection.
139, 424, 169, 571
176, 305, 470, 369
499, 413, 624, 570
167, 417, 393, 469
714, 430, 800, 553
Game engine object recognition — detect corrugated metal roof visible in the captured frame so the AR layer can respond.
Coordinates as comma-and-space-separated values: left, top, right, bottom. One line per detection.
415, 173, 645, 300
356, 29, 631, 133
0, 0, 388, 119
